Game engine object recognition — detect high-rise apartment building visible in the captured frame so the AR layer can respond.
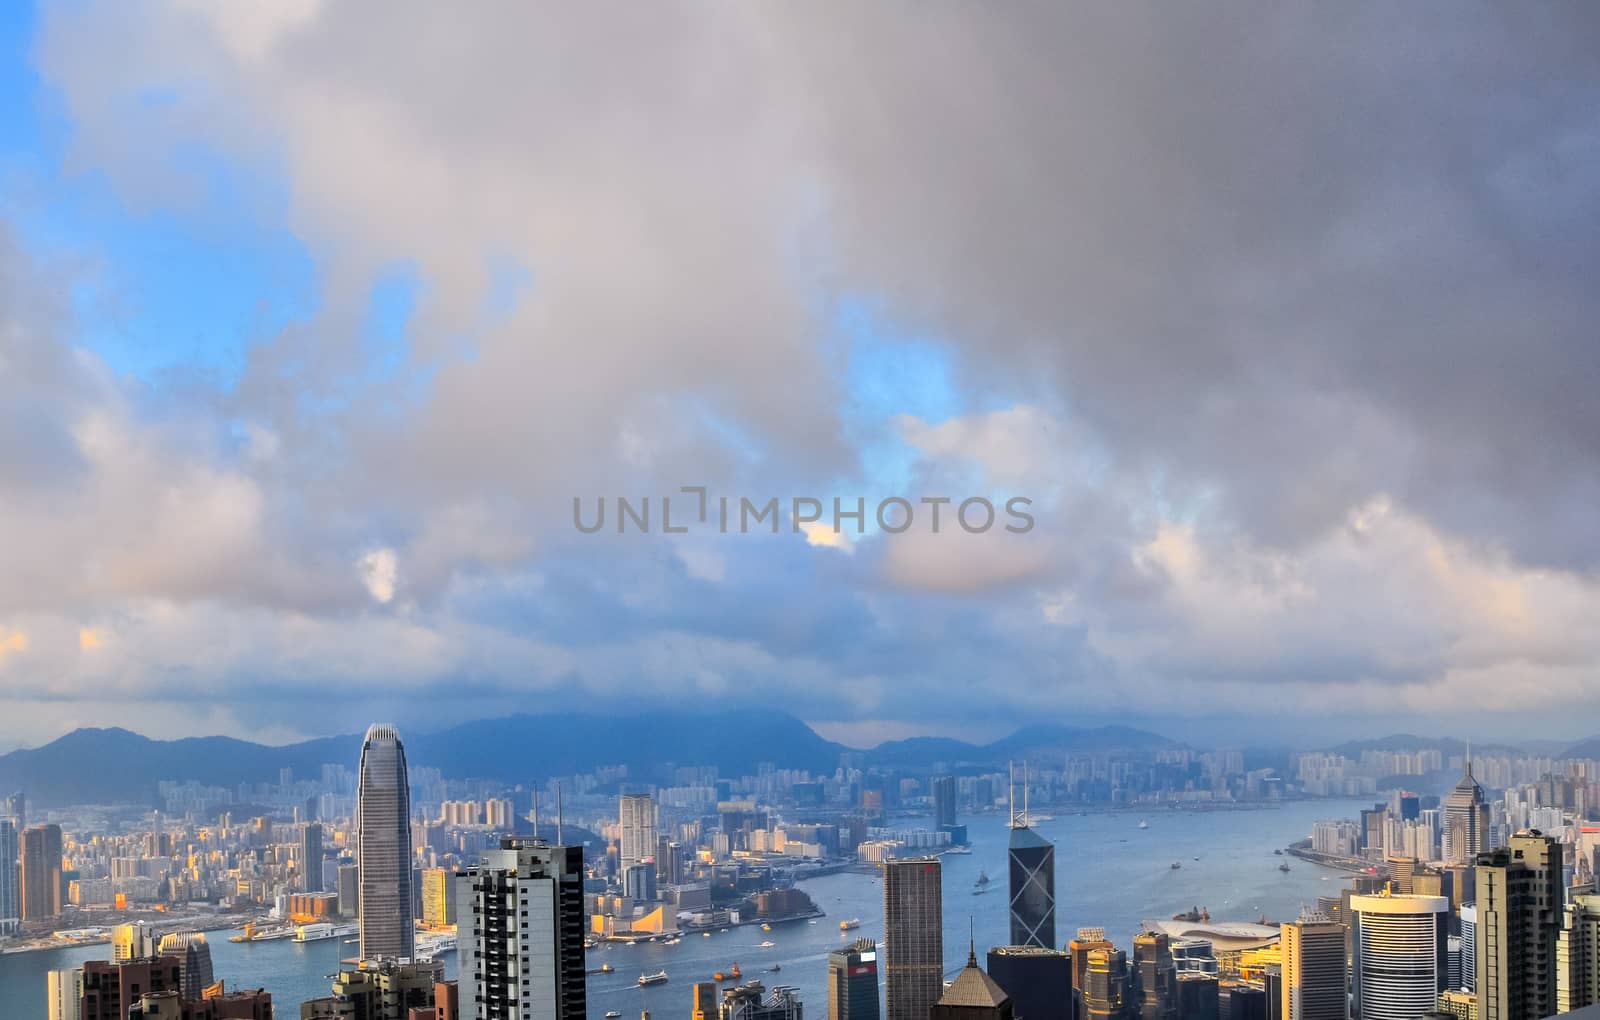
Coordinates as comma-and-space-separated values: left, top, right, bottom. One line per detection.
302, 822, 324, 893
357, 723, 414, 960
1460, 905, 1478, 994
80, 957, 183, 1020
932, 944, 1014, 1020
1558, 892, 1600, 1013
988, 946, 1070, 1020
1281, 914, 1347, 1020
1476, 831, 1562, 1020
1350, 894, 1448, 1020
48, 967, 82, 1020
327, 958, 444, 1019
829, 937, 882, 1020
1135, 931, 1179, 1020
21, 822, 63, 920
619, 793, 657, 873
884, 857, 943, 1020
421, 867, 456, 925
0, 817, 19, 923
455, 838, 587, 1020
1443, 763, 1490, 866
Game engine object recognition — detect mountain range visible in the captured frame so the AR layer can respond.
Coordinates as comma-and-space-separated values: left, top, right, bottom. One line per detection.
0, 713, 1179, 808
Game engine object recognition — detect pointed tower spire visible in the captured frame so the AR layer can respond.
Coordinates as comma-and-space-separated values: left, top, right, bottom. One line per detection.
968, 916, 977, 967
1008, 761, 1016, 829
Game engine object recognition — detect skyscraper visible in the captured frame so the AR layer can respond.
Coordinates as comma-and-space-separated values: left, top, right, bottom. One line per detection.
884, 857, 944, 1020
21, 823, 62, 920
1350, 893, 1448, 1020
7, 790, 25, 827
48, 967, 82, 1020
1460, 905, 1478, 993
1008, 766, 1056, 950
302, 822, 324, 893
1476, 831, 1562, 1020
1083, 946, 1129, 1020
156, 931, 215, 999
697, 981, 725, 1020
988, 946, 1070, 1020
619, 792, 657, 873
357, 723, 414, 960
1558, 892, 1600, 1013
0, 817, 19, 923
1443, 761, 1490, 866
829, 938, 882, 1020
1281, 913, 1347, 1020
932, 943, 1014, 1020
934, 777, 958, 830
1134, 931, 1179, 1020
455, 838, 587, 1020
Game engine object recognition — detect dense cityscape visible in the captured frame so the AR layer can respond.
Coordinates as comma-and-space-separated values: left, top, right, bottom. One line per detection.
4, 723, 1600, 1020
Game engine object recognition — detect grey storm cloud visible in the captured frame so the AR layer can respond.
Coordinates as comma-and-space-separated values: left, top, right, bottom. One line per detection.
0, 1, 1595, 747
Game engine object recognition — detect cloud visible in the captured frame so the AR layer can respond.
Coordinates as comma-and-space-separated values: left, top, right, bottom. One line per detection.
358, 547, 399, 604
0, 2, 1594, 748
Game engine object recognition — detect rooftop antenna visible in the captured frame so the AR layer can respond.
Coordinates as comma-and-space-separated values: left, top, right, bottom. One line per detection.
1008, 761, 1016, 829
1023, 761, 1031, 828
532, 786, 540, 840
556, 781, 564, 845
968, 916, 977, 966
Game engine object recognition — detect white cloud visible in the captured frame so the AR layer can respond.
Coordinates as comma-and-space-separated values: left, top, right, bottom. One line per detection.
358, 547, 399, 604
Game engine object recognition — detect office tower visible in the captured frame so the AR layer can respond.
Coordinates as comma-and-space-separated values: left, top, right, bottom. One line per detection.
20, 822, 63, 920
113, 921, 158, 961
455, 838, 587, 1020
718, 982, 805, 1020
1281, 914, 1347, 1020
357, 723, 414, 961
1073, 928, 1117, 1020
697, 981, 725, 1020
421, 867, 456, 925
620, 793, 657, 873
0, 817, 18, 922
1009, 823, 1057, 949
1559, 893, 1600, 1012
1136, 932, 1180, 1020
884, 857, 944, 1020
1460, 905, 1477, 993
1351, 894, 1449, 1020
339, 862, 360, 918
988, 946, 1071, 1020
48, 967, 83, 1020
80, 957, 183, 1020
935, 776, 958, 829
328, 958, 444, 1019
156, 931, 214, 999
1084, 947, 1130, 1020
1476, 831, 1562, 1020
829, 938, 882, 1020
1223, 981, 1268, 1020
302, 822, 324, 893
1178, 973, 1220, 1020
1443, 762, 1490, 866
932, 943, 1014, 1020
7, 790, 24, 826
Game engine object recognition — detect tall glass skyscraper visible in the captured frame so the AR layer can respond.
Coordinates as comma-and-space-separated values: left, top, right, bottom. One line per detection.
0, 818, 18, 923
829, 937, 882, 1020
357, 723, 414, 960
1009, 824, 1056, 949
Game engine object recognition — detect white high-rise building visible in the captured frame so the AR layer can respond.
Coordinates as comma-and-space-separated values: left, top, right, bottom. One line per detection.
357, 723, 414, 961
47, 967, 82, 1020
1351, 893, 1449, 1020
619, 793, 657, 873
456, 839, 587, 1020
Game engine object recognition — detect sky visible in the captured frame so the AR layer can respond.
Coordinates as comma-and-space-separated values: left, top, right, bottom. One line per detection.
0, 2, 1598, 752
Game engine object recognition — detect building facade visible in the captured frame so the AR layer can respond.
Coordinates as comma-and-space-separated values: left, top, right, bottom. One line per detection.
1476, 832, 1562, 1020
884, 857, 943, 1020
1351, 894, 1449, 1020
828, 938, 881, 1020
1282, 914, 1347, 1020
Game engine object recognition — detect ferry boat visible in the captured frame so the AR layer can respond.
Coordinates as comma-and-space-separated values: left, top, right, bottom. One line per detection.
759, 941, 775, 948
713, 964, 742, 982
839, 918, 861, 932
1278, 862, 1291, 873
761, 923, 772, 931
415, 932, 458, 961
1139, 820, 1149, 829
638, 970, 669, 986
606, 1012, 623, 1017
601, 963, 615, 973
1170, 861, 1182, 870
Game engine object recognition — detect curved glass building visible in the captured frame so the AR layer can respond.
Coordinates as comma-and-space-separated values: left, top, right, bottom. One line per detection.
1351, 893, 1448, 1020
357, 723, 414, 961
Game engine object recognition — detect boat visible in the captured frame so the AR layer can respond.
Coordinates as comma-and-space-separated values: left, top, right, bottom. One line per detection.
713, 964, 742, 982
770, 964, 782, 973
1170, 861, 1182, 870
639, 971, 669, 986
601, 964, 615, 973
415, 932, 458, 961
1274, 848, 1284, 856
946, 845, 973, 855
759, 941, 775, 948
761, 923, 772, 932
703, 932, 712, 937
1139, 820, 1149, 829
607, 1012, 623, 1017
839, 918, 861, 932
1279, 863, 1291, 872
975, 870, 990, 888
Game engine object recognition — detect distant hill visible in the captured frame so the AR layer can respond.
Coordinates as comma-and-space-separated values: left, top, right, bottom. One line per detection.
1560, 735, 1600, 759
0, 713, 1183, 808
